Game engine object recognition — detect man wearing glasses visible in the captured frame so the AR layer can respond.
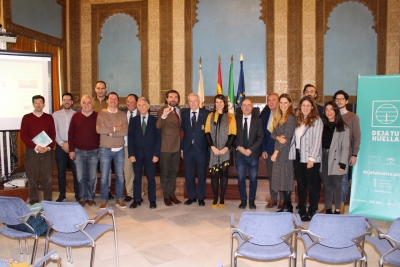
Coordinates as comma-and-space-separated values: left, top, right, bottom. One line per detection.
303, 84, 324, 115
334, 90, 361, 214
52, 93, 79, 202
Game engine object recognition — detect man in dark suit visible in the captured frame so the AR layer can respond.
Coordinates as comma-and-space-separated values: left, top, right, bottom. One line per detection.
181, 93, 210, 206
128, 97, 161, 209
234, 99, 264, 209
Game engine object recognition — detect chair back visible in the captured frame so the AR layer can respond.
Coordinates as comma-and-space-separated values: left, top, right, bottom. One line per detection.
238, 212, 294, 246
41, 201, 88, 233
0, 196, 31, 225
308, 214, 366, 248
387, 217, 400, 241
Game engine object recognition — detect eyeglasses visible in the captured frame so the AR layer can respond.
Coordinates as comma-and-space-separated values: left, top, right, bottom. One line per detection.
305, 90, 316, 94
335, 98, 346, 102
63, 99, 72, 102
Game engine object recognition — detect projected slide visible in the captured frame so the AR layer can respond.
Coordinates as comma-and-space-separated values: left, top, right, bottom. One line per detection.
0, 52, 52, 131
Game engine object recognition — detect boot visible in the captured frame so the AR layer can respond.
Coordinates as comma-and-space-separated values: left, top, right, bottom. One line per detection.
334, 209, 340, 214
277, 201, 293, 213
299, 204, 310, 221
308, 207, 316, 219
325, 208, 333, 214
249, 199, 256, 209
238, 199, 247, 209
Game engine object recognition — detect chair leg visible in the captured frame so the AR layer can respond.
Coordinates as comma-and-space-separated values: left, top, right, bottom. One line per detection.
90, 246, 95, 267
113, 228, 119, 267
25, 238, 29, 255
30, 237, 38, 265
18, 239, 22, 254
42, 240, 49, 267
234, 255, 237, 267
288, 257, 291, 267
69, 247, 73, 263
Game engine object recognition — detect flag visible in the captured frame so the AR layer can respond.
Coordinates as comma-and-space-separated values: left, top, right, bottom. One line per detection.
228, 55, 235, 114
236, 54, 245, 107
197, 57, 205, 108
216, 55, 223, 94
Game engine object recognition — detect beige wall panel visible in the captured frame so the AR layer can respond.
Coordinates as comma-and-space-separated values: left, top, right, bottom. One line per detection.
274, 0, 288, 95
173, 0, 185, 100
302, 0, 316, 89
386, 0, 400, 74
148, 0, 161, 104
80, 2, 92, 96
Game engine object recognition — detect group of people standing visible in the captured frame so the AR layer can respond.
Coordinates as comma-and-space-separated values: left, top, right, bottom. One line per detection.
20, 82, 359, 217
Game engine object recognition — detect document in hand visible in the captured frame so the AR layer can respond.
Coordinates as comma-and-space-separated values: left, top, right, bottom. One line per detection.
31, 130, 52, 147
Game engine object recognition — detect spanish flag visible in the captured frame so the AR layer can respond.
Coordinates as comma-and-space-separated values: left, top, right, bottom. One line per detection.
216, 55, 223, 95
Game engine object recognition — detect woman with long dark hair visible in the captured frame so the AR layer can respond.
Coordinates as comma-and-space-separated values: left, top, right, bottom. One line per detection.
270, 94, 296, 212
320, 101, 349, 214
205, 94, 236, 208
289, 96, 323, 221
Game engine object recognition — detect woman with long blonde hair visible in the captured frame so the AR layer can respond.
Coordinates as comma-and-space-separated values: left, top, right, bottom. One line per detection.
270, 94, 296, 212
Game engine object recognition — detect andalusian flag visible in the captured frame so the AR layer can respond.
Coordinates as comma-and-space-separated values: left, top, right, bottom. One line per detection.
228, 55, 235, 114
236, 54, 245, 107
197, 57, 205, 108
216, 55, 223, 94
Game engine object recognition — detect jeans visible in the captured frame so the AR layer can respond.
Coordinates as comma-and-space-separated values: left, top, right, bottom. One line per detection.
55, 144, 79, 199
236, 155, 258, 199
99, 147, 125, 200
75, 148, 98, 200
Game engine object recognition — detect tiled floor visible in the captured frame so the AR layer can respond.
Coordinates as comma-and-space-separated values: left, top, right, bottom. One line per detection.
0, 192, 392, 267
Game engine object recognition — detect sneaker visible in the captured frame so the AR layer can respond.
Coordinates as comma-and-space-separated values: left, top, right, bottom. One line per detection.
100, 200, 108, 210
116, 199, 127, 209
56, 196, 66, 202
86, 200, 96, 206
79, 200, 86, 207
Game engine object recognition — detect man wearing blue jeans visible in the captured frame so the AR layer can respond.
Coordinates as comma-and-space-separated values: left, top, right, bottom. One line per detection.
234, 99, 264, 209
96, 92, 128, 209
68, 95, 100, 207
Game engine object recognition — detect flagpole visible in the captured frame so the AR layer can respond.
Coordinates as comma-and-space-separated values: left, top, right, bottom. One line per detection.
228, 55, 235, 114
197, 57, 205, 108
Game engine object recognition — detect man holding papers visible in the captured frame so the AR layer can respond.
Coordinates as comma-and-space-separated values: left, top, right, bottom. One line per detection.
20, 95, 56, 205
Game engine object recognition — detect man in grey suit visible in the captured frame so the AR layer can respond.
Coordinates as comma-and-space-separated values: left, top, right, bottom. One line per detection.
234, 99, 264, 209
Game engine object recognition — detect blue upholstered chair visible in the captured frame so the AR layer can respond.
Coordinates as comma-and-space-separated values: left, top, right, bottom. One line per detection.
299, 214, 371, 267
0, 196, 39, 265
0, 250, 62, 267
230, 212, 301, 267
41, 201, 118, 267
366, 217, 400, 267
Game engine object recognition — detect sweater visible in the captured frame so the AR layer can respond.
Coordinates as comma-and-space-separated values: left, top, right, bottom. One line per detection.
96, 109, 128, 148
341, 111, 361, 157
20, 113, 56, 149
68, 111, 99, 151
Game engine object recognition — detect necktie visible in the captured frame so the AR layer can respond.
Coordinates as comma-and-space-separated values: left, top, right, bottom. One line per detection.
191, 112, 197, 129
243, 117, 249, 149
173, 108, 180, 124
268, 112, 274, 132
130, 111, 133, 118
142, 116, 146, 134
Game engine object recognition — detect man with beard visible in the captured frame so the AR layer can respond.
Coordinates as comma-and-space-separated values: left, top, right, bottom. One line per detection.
156, 90, 182, 206
334, 90, 361, 213
53, 92, 79, 202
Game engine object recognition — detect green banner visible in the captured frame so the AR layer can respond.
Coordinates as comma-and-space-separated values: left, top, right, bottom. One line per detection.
350, 75, 400, 221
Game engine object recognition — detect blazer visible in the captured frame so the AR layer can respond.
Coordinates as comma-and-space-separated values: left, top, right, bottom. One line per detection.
234, 114, 264, 160
156, 105, 181, 153
260, 107, 275, 156
128, 114, 161, 160
289, 117, 323, 163
180, 108, 210, 154
322, 126, 350, 175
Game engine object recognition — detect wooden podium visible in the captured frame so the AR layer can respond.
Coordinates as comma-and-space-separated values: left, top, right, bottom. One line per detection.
0, 185, 29, 202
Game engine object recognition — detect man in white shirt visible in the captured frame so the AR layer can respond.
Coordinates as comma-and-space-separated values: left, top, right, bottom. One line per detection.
123, 94, 138, 202
52, 92, 79, 202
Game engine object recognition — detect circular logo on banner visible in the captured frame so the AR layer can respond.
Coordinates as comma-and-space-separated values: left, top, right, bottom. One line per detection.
375, 104, 398, 124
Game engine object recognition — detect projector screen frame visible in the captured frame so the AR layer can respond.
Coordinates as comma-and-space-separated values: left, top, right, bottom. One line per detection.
0, 50, 53, 131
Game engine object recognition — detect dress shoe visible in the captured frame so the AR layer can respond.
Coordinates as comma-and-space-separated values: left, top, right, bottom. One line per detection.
265, 200, 277, 208
249, 199, 256, 209
170, 195, 181, 204
299, 204, 310, 221
277, 202, 293, 213
334, 209, 340, 214
219, 203, 225, 208
124, 196, 133, 202
198, 200, 205, 206
238, 199, 247, 209
278, 200, 284, 210
325, 208, 333, 214
164, 198, 173, 206
108, 192, 114, 200
150, 201, 157, 209
340, 202, 345, 214
129, 200, 141, 209
211, 203, 218, 208
184, 199, 197, 205
79, 200, 86, 207
56, 196, 66, 202
86, 200, 96, 206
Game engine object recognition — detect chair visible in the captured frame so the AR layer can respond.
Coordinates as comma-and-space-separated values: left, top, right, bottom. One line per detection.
0, 250, 62, 267
0, 196, 39, 265
299, 214, 371, 267
230, 212, 301, 267
41, 201, 118, 267
366, 217, 400, 267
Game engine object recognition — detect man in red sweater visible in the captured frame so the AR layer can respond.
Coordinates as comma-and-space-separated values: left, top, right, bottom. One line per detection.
20, 95, 56, 205
68, 95, 100, 207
